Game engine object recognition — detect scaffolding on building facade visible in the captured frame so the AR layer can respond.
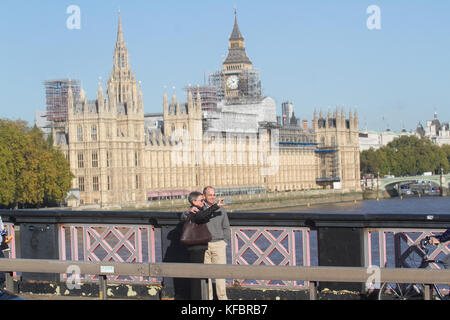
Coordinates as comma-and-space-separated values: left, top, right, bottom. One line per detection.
43, 79, 81, 123
208, 71, 225, 102
184, 85, 218, 111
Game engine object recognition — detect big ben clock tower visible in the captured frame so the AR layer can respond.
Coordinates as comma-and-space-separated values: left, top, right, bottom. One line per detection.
222, 10, 258, 100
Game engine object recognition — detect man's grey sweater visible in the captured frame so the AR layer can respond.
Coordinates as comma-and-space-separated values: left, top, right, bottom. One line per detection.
206, 206, 230, 243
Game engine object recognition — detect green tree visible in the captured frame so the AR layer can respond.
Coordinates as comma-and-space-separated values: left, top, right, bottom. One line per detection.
0, 143, 15, 206
0, 120, 29, 208
0, 119, 74, 208
360, 135, 450, 176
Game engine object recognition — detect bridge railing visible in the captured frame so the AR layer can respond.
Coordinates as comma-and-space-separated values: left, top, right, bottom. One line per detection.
0, 210, 449, 298
0, 259, 449, 300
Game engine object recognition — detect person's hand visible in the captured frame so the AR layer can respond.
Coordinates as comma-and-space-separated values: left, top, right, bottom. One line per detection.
430, 237, 440, 245
217, 198, 225, 207
188, 206, 200, 214
5, 235, 12, 244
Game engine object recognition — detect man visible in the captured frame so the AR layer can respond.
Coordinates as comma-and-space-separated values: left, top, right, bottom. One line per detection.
201, 186, 230, 300
430, 228, 450, 269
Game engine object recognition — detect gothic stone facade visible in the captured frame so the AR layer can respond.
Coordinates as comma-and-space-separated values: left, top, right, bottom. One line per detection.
54, 13, 361, 207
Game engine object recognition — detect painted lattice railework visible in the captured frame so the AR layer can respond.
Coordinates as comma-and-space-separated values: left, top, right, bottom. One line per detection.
59, 224, 158, 284
365, 228, 449, 293
365, 228, 449, 269
230, 227, 310, 289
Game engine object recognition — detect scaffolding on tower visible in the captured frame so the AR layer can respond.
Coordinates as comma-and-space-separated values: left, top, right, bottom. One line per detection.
184, 85, 218, 111
208, 68, 262, 105
43, 79, 81, 123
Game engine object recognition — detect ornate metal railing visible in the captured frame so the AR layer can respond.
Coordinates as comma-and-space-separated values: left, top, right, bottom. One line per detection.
231, 227, 311, 289
0, 210, 449, 298
59, 224, 157, 284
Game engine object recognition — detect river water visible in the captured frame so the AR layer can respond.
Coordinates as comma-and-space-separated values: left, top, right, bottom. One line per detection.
237, 195, 450, 274
255, 195, 450, 215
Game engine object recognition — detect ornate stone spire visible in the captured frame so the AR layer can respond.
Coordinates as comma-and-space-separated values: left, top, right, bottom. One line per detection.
108, 10, 139, 108
113, 9, 129, 72
117, 9, 124, 44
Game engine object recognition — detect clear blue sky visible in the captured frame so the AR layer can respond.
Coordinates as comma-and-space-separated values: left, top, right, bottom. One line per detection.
2, 0, 450, 132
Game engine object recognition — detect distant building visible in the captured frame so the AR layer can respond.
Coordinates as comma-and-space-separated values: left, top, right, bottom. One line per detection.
415, 112, 450, 146
281, 101, 293, 126
34, 110, 51, 136
359, 129, 412, 151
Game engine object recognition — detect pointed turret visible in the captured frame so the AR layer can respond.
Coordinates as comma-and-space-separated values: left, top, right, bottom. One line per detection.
223, 9, 252, 68
163, 91, 168, 113
187, 88, 193, 105
137, 81, 143, 113
113, 9, 129, 71
97, 78, 104, 111
230, 9, 244, 41
79, 87, 87, 113
97, 78, 103, 101
196, 88, 202, 111
80, 88, 86, 101
117, 9, 124, 44
172, 90, 177, 105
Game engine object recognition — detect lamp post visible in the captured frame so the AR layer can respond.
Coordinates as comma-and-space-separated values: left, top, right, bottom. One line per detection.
376, 171, 380, 201
440, 166, 447, 197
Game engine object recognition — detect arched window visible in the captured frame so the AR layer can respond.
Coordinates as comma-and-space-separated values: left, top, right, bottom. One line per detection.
91, 125, 97, 141
77, 126, 83, 142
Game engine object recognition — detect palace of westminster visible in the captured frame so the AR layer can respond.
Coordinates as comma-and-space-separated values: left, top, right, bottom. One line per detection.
45, 12, 361, 207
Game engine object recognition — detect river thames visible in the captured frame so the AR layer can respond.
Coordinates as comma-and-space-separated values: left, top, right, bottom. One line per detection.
255, 195, 450, 215
246, 195, 450, 272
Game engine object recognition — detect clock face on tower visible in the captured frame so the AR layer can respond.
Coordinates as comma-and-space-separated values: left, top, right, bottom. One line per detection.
227, 75, 239, 89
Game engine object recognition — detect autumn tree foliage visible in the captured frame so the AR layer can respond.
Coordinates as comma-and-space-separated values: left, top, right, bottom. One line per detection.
360, 135, 450, 176
0, 120, 74, 208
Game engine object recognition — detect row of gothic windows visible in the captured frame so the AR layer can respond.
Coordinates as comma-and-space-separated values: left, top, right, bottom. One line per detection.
77, 151, 139, 169
78, 175, 141, 192
77, 124, 140, 141
77, 125, 97, 142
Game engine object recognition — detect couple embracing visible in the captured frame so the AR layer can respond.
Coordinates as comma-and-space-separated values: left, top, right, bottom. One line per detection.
180, 186, 230, 300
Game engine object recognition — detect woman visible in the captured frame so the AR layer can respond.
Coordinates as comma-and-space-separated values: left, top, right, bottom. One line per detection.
180, 191, 223, 299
